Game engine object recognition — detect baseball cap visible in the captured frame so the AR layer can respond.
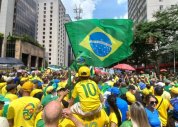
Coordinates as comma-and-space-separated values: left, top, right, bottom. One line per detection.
41, 94, 58, 107
30, 89, 43, 97
110, 87, 120, 95
170, 85, 178, 94
21, 81, 34, 92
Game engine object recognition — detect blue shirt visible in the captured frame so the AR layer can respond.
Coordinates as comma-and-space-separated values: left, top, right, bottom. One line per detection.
116, 97, 128, 122
145, 108, 161, 127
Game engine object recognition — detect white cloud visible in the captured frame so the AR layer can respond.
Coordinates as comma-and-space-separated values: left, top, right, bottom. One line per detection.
117, 0, 127, 5
61, 0, 101, 21
119, 12, 128, 19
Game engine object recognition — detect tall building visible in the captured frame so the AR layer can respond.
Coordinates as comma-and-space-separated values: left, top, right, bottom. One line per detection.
64, 14, 74, 67
0, 0, 38, 57
37, 0, 67, 66
128, 0, 178, 23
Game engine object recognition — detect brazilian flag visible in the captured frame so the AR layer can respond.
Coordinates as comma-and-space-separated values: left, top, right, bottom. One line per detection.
65, 19, 133, 67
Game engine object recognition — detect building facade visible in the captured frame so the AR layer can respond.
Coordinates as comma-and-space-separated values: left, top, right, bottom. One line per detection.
37, 0, 67, 66
0, 0, 38, 57
128, 0, 178, 23
64, 14, 74, 67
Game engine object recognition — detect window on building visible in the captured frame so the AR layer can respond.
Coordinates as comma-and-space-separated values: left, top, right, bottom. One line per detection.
49, 57, 51, 60
49, 40, 52, 43
50, 23, 52, 26
43, 32, 45, 35
43, 23, 45, 26
49, 44, 52, 47
50, 31, 52, 34
44, 11, 46, 14
43, 36, 45, 39
50, 19, 52, 22
159, 0, 163, 2
50, 27, 52, 30
43, 19, 46, 22
160, 5, 163, 10
44, 3, 46, 6
42, 45, 44, 47
6, 41, 15, 57
50, 36, 52, 38
49, 49, 51, 52
44, 7, 46, 10
49, 62, 51, 64
43, 28, 45, 30
44, 15, 46, 18
50, 2, 53, 5
50, 15, 52, 18
49, 53, 51, 56
50, 10, 53, 13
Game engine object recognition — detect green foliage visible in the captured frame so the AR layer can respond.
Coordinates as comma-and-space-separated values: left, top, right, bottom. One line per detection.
130, 5, 178, 72
0, 33, 4, 39
7, 34, 44, 49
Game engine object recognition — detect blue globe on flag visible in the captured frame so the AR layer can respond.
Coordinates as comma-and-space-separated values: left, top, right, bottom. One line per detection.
89, 32, 112, 57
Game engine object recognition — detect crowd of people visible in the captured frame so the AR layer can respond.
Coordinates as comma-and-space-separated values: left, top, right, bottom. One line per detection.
0, 66, 177, 127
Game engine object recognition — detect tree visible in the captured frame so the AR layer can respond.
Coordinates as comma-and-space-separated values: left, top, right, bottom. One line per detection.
130, 5, 178, 73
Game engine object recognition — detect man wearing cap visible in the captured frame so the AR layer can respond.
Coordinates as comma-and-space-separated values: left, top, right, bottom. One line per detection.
7, 81, 40, 127
5, 84, 18, 102
70, 66, 103, 116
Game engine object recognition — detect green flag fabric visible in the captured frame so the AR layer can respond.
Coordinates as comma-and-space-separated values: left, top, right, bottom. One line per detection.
65, 19, 133, 67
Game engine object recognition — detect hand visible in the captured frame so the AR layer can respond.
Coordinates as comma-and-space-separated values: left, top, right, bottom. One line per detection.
62, 108, 73, 119
60, 89, 69, 97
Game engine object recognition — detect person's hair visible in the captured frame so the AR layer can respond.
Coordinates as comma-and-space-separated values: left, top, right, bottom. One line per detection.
154, 86, 163, 96
145, 94, 158, 105
107, 95, 121, 126
130, 101, 150, 127
34, 92, 43, 100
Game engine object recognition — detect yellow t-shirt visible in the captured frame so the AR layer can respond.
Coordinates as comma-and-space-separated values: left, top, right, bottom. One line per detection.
126, 91, 136, 104
34, 111, 42, 127
58, 80, 67, 88
5, 93, 18, 102
7, 96, 40, 127
1, 86, 7, 96
0, 82, 7, 94
72, 79, 101, 112
59, 109, 109, 127
109, 110, 122, 126
155, 96, 172, 126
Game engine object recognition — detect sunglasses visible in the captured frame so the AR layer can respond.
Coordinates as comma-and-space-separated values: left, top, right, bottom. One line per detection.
150, 101, 158, 105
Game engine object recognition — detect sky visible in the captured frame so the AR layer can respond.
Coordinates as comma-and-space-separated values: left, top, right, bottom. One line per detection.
61, 0, 128, 21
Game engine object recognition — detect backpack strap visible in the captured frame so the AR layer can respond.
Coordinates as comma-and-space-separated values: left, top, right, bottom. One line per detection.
156, 98, 163, 110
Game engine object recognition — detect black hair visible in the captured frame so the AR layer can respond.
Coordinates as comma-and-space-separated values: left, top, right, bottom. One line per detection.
154, 86, 163, 96
145, 94, 158, 104
107, 95, 121, 126
34, 92, 43, 100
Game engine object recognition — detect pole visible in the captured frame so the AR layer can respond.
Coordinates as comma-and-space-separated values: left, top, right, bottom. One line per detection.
174, 50, 176, 74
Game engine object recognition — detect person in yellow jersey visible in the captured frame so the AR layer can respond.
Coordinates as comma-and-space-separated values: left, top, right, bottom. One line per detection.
7, 81, 40, 127
5, 84, 18, 102
59, 108, 109, 127
126, 85, 136, 105
69, 66, 103, 116
107, 94, 122, 127
154, 86, 173, 127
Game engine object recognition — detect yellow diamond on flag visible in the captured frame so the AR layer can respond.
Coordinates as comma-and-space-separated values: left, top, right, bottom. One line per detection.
80, 27, 123, 61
